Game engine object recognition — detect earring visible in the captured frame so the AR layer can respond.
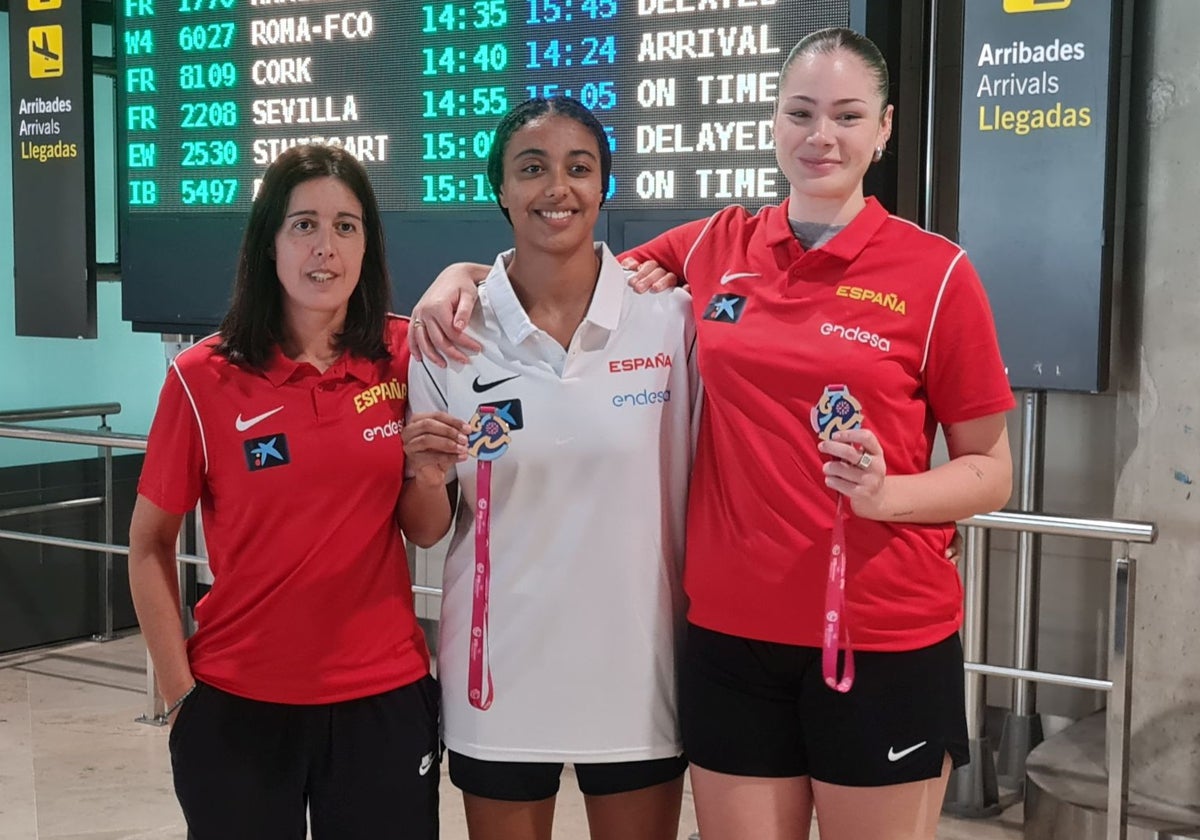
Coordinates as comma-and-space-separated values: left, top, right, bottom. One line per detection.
873, 146, 884, 163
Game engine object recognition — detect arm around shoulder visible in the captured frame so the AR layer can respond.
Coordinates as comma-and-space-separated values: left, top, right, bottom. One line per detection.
409, 262, 490, 364
618, 214, 715, 280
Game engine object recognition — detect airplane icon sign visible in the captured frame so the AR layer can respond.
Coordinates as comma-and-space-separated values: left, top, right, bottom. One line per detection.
28, 25, 63, 78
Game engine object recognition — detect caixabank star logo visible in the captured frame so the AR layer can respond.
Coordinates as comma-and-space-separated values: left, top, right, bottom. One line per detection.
243, 434, 291, 472
702, 294, 747, 324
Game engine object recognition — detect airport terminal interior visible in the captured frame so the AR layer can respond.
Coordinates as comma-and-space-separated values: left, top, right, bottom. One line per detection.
3, 1, 1200, 839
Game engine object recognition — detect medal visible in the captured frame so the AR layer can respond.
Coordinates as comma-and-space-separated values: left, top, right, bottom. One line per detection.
467, 404, 512, 461
811, 383, 864, 442
811, 384, 864, 694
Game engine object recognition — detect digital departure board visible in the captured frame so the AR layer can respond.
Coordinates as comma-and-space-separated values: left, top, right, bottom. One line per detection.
117, 1, 857, 331
119, 1, 848, 213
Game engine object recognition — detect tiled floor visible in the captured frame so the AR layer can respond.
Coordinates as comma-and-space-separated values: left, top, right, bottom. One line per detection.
0, 635, 1023, 840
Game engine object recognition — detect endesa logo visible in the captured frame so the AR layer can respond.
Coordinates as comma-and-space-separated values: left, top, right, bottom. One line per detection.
609, 353, 673, 374
612, 389, 671, 408
836, 285, 907, 315
820, 322, 892, 353
363, 420, 403, 442
354, 378, 407, 413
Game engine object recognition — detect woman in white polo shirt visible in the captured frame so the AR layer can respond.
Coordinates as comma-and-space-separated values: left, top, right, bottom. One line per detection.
400, 97, 697, 840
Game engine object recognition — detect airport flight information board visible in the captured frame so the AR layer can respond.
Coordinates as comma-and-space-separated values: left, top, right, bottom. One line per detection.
119, 0, 848, 213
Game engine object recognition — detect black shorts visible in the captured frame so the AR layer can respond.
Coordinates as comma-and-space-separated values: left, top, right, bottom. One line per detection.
448, 751, 688, 801
680, 623, 968, 787
170, 676, 440, 839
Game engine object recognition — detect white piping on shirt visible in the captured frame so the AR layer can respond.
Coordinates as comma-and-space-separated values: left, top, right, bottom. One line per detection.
169, 341, 215, 475
921, 249, 965, 374
682, 209, 728, 279
887, 214, 968, 375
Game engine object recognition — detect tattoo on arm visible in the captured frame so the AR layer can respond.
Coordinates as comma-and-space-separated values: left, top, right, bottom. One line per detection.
967, 463, 985, 481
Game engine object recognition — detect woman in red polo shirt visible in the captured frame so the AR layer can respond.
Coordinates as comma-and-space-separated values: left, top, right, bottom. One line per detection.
408, 28, 1014, 840
129, 144, 439, 839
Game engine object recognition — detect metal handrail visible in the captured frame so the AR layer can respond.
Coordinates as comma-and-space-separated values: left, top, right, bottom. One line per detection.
964, 662, 1112, 693
965, 510, 1156, 543
951, 509, 1154, 840
0, 423, 147, 450
0, 403, 122, 423
0, 530, 208, 567
0, 417, 147, 644
0, 497, 103, 520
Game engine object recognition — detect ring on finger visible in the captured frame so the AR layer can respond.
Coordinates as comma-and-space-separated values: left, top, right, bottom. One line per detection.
412, 318, 425, 329
856, 452, 873, 470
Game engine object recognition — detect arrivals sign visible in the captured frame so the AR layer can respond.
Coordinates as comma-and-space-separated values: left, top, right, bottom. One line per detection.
8, 0, 95, 338
957, 0, 1123, 392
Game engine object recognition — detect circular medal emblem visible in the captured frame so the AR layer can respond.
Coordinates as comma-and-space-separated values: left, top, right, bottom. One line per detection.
811, 384, 864, 441
468, 407, 511, 461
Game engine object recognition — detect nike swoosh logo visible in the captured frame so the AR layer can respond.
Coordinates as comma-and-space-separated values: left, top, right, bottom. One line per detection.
472, 374, 520, 393
719, 271, 760, 285
887, 741, 928, 762
235, 406, 284, 432
418, 752, 435, 776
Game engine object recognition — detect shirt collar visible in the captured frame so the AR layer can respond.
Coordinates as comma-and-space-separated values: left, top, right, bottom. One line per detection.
583, 242, 625, 331
482, 242, 625, 345
340, 351, 382, 385
764, 196, 889, 261
821, 197, 888, 261
262, 347, 304, 387
261, 344, 377, 387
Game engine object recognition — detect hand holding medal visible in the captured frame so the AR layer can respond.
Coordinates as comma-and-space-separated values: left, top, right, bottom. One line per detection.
401, 412, 471, 487
814, 385, 887, 518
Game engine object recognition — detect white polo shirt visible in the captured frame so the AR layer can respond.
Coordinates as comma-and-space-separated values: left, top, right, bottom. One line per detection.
409, 243, 697, 763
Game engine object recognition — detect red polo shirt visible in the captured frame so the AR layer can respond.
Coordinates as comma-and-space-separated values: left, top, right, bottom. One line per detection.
138, 316, 429, 703
623, 198, 1015, 651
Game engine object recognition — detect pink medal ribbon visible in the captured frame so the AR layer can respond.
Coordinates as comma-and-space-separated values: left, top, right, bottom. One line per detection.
810, 384, 865, 693
465, 405, 512, 711
469, 460, 494, 710
823, 496, 855, 692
